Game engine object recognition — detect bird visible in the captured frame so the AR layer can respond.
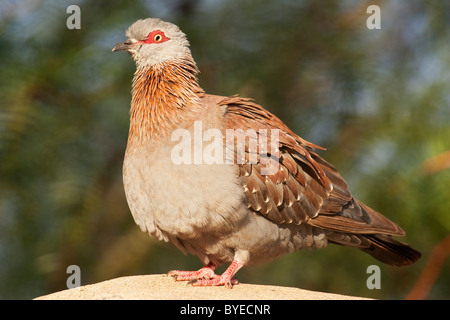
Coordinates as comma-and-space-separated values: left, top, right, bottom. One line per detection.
112, 18, 421, 288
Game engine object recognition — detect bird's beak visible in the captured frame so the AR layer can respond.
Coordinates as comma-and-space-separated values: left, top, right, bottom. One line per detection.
112, 39, 135, 52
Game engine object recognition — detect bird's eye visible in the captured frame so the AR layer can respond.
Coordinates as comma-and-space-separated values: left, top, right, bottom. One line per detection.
143, 30, 169, 44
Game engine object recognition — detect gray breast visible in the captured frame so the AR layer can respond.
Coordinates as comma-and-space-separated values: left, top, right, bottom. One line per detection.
123, 139, 246, 238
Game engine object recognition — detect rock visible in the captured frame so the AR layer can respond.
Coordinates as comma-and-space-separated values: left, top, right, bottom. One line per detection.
35, 274, 370, 300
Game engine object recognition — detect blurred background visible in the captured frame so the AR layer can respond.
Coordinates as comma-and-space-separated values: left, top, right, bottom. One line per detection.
0, 0, 449, 300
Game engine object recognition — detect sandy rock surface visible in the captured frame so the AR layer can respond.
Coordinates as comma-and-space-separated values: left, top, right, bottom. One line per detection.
35, 274, 370, 300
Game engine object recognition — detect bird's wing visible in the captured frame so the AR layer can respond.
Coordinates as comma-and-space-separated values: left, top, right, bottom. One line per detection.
221, 95, 404, 236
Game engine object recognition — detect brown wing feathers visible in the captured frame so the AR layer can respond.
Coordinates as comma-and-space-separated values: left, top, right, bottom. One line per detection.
223, 96, 420, 265
223, 96, 352, 226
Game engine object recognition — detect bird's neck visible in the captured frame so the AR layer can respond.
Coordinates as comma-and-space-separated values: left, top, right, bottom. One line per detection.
128, 56, 204, 147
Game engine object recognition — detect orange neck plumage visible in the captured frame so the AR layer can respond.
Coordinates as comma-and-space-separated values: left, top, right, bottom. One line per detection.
128, 56, 204, 146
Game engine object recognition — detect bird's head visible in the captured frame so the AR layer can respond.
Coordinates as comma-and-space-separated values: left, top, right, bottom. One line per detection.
112, 18, 191, 68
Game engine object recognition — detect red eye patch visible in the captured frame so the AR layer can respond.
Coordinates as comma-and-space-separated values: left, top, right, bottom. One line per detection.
140, 30, 170, 44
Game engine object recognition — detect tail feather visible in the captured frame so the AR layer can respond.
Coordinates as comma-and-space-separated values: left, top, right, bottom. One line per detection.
361, 234, 421, 266
319, 198, 421, 266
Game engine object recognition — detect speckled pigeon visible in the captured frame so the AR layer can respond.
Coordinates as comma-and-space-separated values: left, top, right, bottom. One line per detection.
112, 18, 420, 288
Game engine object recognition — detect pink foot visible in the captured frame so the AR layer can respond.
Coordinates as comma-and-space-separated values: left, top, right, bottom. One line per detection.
189, 275, 240, 289
189, 259, 244, 289
167, 262, 217, 281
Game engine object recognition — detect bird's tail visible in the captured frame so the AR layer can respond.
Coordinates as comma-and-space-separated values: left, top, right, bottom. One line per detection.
360, 234, 421, 266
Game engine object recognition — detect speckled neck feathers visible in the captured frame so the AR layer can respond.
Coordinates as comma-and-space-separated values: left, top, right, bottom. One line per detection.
128, 55, 204, 146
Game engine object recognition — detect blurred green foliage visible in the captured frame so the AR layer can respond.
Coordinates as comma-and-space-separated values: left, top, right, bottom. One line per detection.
0, 0, 449, 299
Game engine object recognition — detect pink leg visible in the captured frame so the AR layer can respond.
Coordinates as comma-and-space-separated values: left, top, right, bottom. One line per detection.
167, 262, 218, 281
189, 259, 244, 289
